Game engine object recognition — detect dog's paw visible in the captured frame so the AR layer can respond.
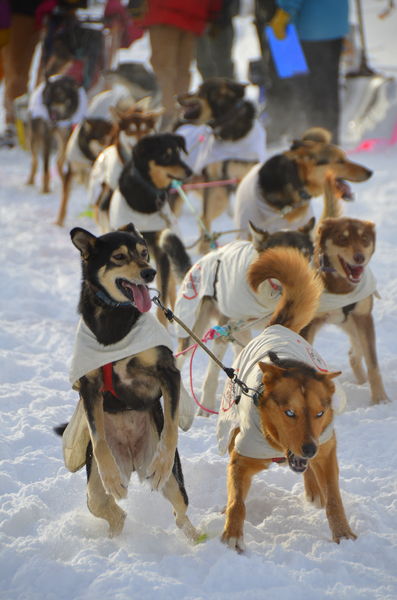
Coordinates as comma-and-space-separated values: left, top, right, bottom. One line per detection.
95, 443, 128, 500
108, 508, 127, 538
371, 392, 391, 404
197, 407, 211, 418
146, 446, 174, 491
221, 530, 246, 553
100, 468, 128, 500
332, 527, 357, 544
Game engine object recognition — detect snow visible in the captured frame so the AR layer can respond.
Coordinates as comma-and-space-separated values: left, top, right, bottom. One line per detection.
1, 3, 397, 599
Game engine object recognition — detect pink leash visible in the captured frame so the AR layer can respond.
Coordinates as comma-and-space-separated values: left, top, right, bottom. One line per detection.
174, 326, 235, 416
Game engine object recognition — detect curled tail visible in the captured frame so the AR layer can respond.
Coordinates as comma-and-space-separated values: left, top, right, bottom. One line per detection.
159, 229, 192, 282
248, 247, 323, 333
320, 173, 343, 221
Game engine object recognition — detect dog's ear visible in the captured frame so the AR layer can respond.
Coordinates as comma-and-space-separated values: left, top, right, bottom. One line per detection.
298, 217, 316, 235
70, 227, 97, 259
248, 221, 270, 251
118, 222, 142, 238
258, 361, 287, 381
174, 134, 187, 154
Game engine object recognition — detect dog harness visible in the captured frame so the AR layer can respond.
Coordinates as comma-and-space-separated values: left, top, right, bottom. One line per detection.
234, 163, 315, 240
217, 325, 341, 459
173, 240, 282, 338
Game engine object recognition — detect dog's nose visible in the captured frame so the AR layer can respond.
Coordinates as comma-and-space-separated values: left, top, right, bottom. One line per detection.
353, 252, 365, 264
365, 168, 373, 179
140, 268, 156, 283
301, 442, 317, 458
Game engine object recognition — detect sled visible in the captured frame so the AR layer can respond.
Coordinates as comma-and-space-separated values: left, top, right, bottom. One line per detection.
340, 0, 397, 147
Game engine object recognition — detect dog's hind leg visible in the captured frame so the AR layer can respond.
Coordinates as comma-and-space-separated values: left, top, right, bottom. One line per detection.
86, 446, 127, 537
162, 449, 199, 542
349, 303, 389, 404
340, 317, 366, 385
55, 164, 72, 226
41, 124, 52, 194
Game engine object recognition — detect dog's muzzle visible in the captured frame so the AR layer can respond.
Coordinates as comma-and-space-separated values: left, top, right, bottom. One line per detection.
287, 450, 309, 473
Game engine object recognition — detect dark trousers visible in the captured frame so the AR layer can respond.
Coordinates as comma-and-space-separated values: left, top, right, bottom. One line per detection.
196, 22, 235, 81
296, 38, 343, 143
262, 36, 343, 144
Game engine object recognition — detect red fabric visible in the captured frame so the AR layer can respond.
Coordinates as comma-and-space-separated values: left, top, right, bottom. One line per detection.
138, 0, 222, 36
101, 363, 118, 397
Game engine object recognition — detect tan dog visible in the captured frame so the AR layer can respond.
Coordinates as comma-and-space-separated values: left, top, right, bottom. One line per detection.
220, 246, 356, 552
234, 128, 373, 240
302, 216, 389, 404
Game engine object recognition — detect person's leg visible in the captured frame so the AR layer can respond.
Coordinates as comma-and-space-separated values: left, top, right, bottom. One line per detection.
1, 13, 40, 127
300, 39, 343, 143
174, 28, 196, 98
149, 25, 196, 130
196, 34, 217, 80
199, 21, 235, 80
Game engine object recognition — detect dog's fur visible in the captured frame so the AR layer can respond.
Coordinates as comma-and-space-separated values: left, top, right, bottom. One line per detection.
177, 78, 266, 253
102, 133, 193, 324
175, 219, 316, 415
221, 246, 356, 552
57, 223, 198, 540
27, 76, 82, 195
234, 127, 373, 240
54, 117, 116, 226
91, 102, 162, 232
301, 216, 389, 404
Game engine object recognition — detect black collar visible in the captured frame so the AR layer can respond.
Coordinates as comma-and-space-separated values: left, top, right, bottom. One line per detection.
95, 289, 135, 308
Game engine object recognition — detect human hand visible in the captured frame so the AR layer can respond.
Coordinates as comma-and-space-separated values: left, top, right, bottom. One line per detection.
268, 8, 290, 40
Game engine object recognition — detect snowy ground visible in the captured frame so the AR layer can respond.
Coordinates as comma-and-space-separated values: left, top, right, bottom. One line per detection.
1, 3, 397, 600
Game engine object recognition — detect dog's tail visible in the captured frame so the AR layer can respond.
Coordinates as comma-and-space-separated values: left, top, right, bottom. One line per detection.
320, 173, 343, 221
53, 423, 68, 436
248, 247, 323, 333
159, 229, 192, 282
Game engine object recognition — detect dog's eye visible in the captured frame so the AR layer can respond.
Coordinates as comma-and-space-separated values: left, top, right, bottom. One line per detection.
113, 253, 126, 261
361, 234, 371, 246
316, 159, 328, 166
285, 409, 296, 418
315, 410, 325, 418
140, 249, 148, 258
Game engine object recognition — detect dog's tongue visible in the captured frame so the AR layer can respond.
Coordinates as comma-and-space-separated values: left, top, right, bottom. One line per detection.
129, 283, 152, 312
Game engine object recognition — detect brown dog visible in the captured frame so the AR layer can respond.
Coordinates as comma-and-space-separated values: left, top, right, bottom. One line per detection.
177, 78, 267, 253
302, 216, 389, 404
219, 246, 356, 552
234, 128, 373, 240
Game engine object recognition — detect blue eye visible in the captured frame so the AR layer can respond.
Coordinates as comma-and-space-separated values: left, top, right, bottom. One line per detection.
285, 409, 296, 418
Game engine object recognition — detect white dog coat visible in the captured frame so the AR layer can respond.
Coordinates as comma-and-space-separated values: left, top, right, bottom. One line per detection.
234, 163, 315, 240
217, 325, 343, 459
28, 76, 87, 128
176, 121, 267, 174
318, 268, 378, 312
109, 189, 177, 232
66, 312, 194, 463
173, 241, 282, 338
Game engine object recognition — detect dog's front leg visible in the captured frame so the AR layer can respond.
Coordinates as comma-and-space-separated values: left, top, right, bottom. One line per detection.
80, 373, 127, 500
147, 365, 180, 491
310, 436, 357, 543
221, 451, 266, 553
